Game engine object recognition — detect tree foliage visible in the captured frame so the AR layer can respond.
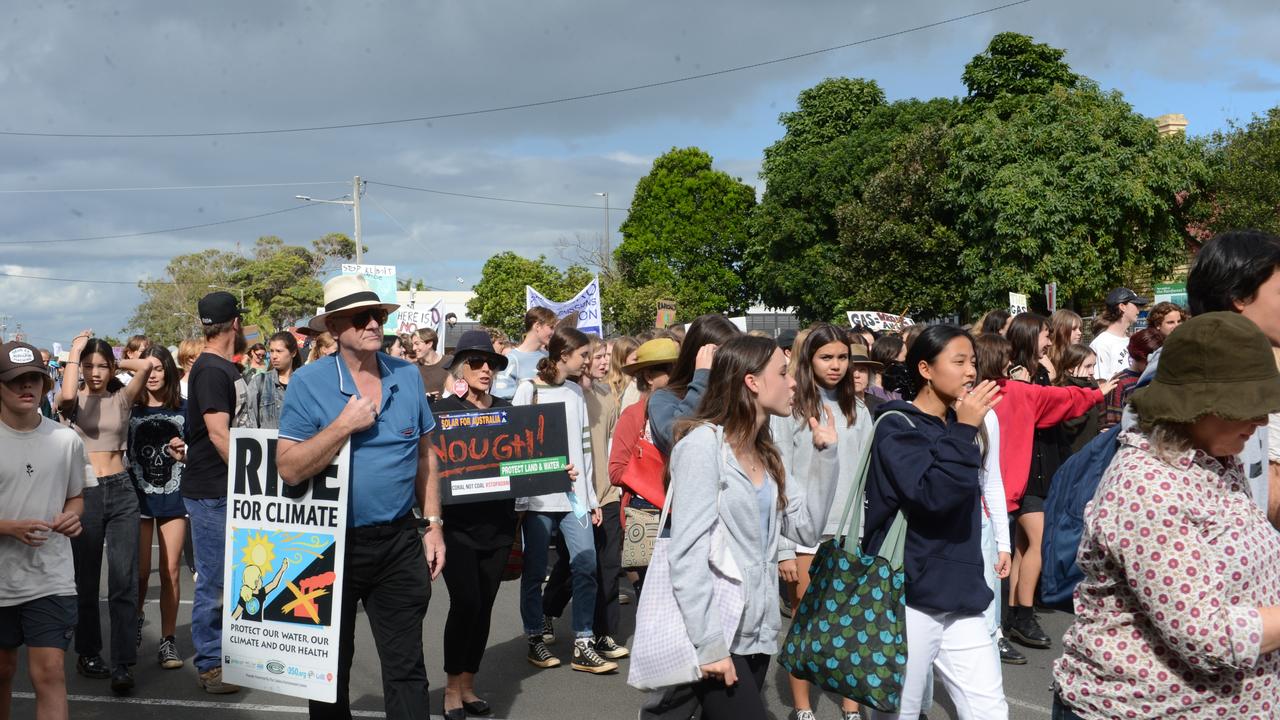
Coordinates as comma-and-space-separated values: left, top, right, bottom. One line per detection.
127, 234, 354, 345
749, 94, 957, 321
466, 252, 593, 338
944, 81, 1210, 311
961, 32, 1079, 105
1196, 107, 1280, 237
615, 147, 756, 321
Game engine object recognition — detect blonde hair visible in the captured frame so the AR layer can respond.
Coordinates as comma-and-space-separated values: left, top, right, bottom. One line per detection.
1136, 420, 1194, 465
786, 328, 811, 377
607, 336, 640, 399
308, 332, 336, 363
177, 337, 205, 374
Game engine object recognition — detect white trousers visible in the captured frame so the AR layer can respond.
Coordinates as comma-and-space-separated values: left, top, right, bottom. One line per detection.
867, 605, 1008, 720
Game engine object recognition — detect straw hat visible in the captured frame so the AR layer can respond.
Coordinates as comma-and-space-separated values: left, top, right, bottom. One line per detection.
308, 275, 400, 332
622, 338, 679, 375
1130, 312, 1280, 424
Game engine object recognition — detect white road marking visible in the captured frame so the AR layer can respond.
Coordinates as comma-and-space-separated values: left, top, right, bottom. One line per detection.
1008, 695, 1052, 715
13, 692, 508, 719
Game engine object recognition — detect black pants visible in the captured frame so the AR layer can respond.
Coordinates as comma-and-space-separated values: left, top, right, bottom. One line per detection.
543, 502, 621, 637
692, 653, 770, 720
71, 473, 139, 666
440, 534, 507, 674
309, 517, 432, 720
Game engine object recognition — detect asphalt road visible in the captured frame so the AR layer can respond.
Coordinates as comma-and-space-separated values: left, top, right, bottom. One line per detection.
11, 553, 1068, 719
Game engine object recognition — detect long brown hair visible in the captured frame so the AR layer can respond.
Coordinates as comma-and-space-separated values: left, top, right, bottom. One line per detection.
536, 326, 590, 384
792, 323, 856, 427
138, 346, 182, 410
1047, 309, 1082, 376
974, 333, 1012, 383
1053, 344, 1096, 386
607, 336, 640, 398
672, 335, 787, 508
663, 314, 741, 400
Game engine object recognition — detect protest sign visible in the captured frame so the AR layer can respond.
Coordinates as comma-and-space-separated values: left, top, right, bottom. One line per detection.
526, 277, 603, 336
1153, 281, 1187, 307
655, 299, 677, 328
1045, 282, 1058, 313
395, 298, 448, 349
223, 429, 348, 703
845, 311, 915, 333
432, 403, 572, 504
1008, 292, 1029, 315
341, 264, 398, 334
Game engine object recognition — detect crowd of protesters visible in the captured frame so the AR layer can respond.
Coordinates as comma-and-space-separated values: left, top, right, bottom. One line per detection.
4, 229, 1280, 720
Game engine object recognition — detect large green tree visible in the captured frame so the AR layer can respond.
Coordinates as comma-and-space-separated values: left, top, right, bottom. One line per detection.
128, 233, 355, 344
1195, 107, 1280, 237
615, 147, 757, 321
749, 91, 957, 321
466, 252, 594, 338
944, 79, 1210, 312
961, 31, 1079, 105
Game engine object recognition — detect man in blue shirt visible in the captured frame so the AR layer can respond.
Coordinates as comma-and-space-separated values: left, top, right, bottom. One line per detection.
277, 275, 445, 720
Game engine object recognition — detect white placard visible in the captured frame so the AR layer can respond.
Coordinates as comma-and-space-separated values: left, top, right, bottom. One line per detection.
222, 429, 349, 703
526, 278, 603, 336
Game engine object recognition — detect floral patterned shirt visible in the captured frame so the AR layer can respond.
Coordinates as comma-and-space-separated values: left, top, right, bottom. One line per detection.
1054, 432, 1280, 718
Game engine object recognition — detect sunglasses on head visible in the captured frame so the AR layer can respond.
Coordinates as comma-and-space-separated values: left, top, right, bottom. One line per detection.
341, 308, 389, 328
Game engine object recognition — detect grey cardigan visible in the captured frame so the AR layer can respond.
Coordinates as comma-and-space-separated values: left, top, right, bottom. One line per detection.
667, 423, 838, 665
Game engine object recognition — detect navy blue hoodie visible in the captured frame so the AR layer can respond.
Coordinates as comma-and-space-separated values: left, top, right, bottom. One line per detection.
861, 400, 992, 615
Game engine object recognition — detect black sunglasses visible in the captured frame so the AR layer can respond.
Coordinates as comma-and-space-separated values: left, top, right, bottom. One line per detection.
341, 308, 389, 328
463, 355, 493, 370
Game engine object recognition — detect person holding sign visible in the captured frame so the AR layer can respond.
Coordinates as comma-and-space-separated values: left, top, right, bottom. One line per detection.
432, 330, 513, 720
513, 326, 616, 674
276, 274, 445, 720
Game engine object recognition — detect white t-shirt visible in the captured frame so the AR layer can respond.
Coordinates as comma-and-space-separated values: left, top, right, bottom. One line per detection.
1090, 330, 1130, 381
511, 379, 596, 513
0, 415, 91, 605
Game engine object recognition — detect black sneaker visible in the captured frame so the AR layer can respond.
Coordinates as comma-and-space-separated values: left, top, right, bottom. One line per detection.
1009, 609, 1052, 649
77, 654, 111, 679
594, 635, 630, 660
527, 636, 561, 669
998, 636, 1027, 665
541, 615, 555, 644
158, 635, 183, 669
571, 639, 618, 674
110, 664, 135, 694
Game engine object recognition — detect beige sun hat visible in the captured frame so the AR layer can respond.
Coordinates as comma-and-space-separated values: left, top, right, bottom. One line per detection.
308, 275, 400, 332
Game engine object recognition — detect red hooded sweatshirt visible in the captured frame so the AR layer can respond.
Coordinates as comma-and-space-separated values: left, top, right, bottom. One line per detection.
992, 379, 1103, 511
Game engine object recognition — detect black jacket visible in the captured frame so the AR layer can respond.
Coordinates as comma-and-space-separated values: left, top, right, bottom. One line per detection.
862, 401, 991, 615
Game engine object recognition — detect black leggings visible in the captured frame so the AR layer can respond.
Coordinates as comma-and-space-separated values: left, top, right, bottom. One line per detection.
692, 653, 770, 720
441, 538, 508, 675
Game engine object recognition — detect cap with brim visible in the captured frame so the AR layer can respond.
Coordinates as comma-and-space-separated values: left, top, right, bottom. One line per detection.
622, 338, 679, 375
1130, 312, 1280, 424
1105, 287, 1150, 307
0, 341, 54, 395
848, 343, 883, 369
444, 330, 508, 371
309, 275, 400, 332
777, 329, 798, 350
294, 320, 321, 338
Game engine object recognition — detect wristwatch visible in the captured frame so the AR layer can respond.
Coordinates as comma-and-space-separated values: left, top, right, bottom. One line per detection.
424, 515, 444, 529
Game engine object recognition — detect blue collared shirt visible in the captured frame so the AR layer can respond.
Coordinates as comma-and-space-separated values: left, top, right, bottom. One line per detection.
278, 353, 435, 527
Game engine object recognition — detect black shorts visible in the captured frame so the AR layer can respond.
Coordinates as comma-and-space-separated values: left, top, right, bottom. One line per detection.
1015, 494, 1045, 516
0, 595, 77, 650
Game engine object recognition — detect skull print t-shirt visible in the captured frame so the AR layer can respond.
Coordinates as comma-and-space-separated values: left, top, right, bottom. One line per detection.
128, 403, 186, 519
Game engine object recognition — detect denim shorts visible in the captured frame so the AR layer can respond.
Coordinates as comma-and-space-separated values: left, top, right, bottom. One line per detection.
0, 595, 77, 650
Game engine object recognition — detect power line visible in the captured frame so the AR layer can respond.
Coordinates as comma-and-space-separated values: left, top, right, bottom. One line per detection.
367, 180, 627, 211
0, 202, 321, 246
0, 1, 1030, 140
0, 271, 189, 285
0, 180, 348, 194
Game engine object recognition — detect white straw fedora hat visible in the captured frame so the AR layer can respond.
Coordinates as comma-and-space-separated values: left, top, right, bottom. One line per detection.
309, 274, 400, 332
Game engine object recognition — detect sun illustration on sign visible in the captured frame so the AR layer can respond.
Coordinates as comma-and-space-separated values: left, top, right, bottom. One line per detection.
241, 532, 276, 572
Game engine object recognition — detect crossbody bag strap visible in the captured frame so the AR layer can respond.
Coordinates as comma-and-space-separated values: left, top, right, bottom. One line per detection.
835, 410, 915, 556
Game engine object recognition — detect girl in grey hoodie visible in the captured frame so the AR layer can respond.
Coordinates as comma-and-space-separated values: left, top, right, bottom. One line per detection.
666, 335, 839, 720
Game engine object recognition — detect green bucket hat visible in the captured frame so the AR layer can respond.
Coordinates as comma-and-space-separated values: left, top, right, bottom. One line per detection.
1130, 312, 1280, 424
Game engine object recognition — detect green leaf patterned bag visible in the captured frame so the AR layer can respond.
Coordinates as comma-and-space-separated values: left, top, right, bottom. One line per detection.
777, 411, 912, 713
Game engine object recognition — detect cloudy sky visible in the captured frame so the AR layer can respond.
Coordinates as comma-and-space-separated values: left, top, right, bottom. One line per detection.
3, 0, 1278, 348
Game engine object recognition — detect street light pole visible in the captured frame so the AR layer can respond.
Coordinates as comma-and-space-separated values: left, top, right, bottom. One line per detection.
594, 192, 609, 270
297, 176, 365, 264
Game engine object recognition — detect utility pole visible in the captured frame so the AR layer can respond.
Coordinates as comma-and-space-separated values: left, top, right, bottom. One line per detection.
352, 175, 363, 265
297, 176, 364, 264
594, 192, 610, 271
